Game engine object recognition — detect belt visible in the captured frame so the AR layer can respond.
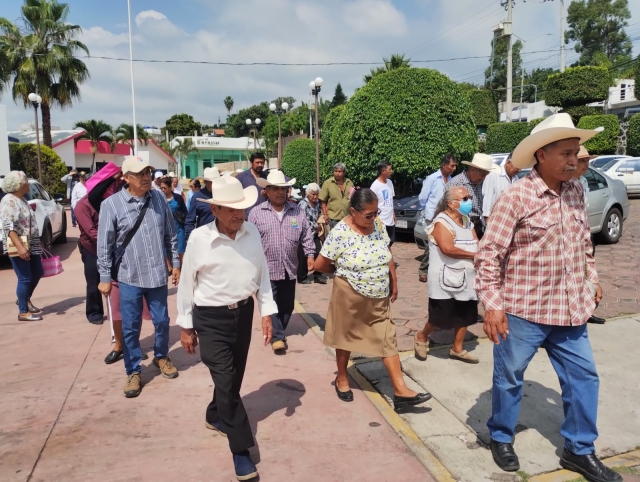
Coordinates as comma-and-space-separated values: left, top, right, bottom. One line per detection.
197, 297, 251, 311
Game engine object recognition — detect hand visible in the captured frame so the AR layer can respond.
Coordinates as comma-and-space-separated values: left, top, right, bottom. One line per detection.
172, 268, 181, 286
483, 309, 509, 344
307, 257, 314, 272
262, 316, 273, 346
595, 283, 603, 307
98, 282, 112, 296
181, 328, 198, 354
17, 244, 30, 260
390, 282, 398, 303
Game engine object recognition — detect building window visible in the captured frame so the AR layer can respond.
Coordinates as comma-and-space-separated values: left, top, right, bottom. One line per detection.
185, 166, 191, 178
621, 84, 626, 101
203, 160, 212, 169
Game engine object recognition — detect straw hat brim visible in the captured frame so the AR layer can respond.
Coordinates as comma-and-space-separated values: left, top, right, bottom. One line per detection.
460, 161, 501, 174
256, 177, 296, 188
512, 126, 604, 169
197, 185, 258, 209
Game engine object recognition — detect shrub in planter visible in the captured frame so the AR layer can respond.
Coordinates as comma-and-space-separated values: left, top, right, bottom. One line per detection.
577, 115, 619, 155
485, 122, 531, 153
563, 105, 603, 124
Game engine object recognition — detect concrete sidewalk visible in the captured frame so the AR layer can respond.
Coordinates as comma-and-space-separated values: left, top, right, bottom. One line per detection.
0, 221, 434, 481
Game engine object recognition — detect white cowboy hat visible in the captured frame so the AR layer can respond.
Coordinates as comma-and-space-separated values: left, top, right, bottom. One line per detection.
123, 156, 153, 174
256, 169, 296, 188
511, 113, 603, 169
198, 176, 258, 209
195, 166, 221, 182
461, 153, 501, 174
167, 171, 176, 178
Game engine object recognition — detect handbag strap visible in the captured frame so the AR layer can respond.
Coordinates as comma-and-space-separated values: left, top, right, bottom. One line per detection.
119, 196, 151, 253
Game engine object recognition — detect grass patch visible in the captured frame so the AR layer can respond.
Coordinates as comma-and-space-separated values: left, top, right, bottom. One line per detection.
517, 471, 531, 481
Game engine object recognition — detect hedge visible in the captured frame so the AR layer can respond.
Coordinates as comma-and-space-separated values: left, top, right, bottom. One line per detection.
467, 89, 498, 127
485, 122, 531, 153
545, 66, 610, 108
627, 114, 640, 157
326, 67, 477, 189
9, 143, 67, 195
577, 115, 620, 155
282, 138, 319, 188
320, 104, 345, 176
563, 105, 603, 124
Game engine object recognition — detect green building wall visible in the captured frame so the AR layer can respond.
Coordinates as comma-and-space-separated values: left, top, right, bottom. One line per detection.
182, 149, 245, 178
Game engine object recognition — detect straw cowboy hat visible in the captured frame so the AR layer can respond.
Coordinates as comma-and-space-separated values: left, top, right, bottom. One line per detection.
461, 153, 501, 173
167, 171, 176, 178
198, 176, 258, 209
511, 113, 603, 169
256, 170, 296, 188
578, 145, 597, 160
195, 166, 221, 182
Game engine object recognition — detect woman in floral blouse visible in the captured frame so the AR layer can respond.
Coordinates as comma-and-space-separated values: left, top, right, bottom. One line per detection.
0, 171, 44, 321
314, 188, 431, 411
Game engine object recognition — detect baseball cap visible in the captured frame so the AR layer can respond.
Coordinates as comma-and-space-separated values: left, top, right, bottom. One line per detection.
122, 156, 152, 174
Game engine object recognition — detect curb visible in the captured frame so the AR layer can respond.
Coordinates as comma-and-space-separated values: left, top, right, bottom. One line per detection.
529, 449, 640, 482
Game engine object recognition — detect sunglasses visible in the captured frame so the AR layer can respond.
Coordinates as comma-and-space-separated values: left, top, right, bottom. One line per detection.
357, 209, 381, 220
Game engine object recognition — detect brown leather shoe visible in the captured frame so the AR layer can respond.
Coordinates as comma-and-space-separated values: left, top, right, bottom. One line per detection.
414, 333, 429, 361
124, 373, 142, 398
153, 356, 179, 379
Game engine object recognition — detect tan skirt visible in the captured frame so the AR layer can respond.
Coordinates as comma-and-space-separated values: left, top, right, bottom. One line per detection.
324, 276, 398, 358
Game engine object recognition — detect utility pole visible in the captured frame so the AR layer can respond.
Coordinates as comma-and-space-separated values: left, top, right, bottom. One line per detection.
559, 0, 565, 72
505, 0, 513, 122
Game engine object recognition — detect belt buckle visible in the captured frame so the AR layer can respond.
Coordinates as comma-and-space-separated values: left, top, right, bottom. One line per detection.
228, 302, 238, 309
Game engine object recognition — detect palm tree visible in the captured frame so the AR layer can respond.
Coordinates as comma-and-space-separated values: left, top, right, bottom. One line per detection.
224, 96, 234, 117
73, 119, 112, 173
0, 0, 90, 147
117, 123, 150, 155
363, 53, 411, 83
172, 138, 199, 177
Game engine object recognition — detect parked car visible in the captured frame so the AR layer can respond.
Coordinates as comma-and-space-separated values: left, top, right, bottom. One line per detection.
0, 179, 67, 255
590, 155, 631, 171
414, 166, 629, 247
393, 194, 421, 233
490, 153, 510, 167
601, 157, 640, 196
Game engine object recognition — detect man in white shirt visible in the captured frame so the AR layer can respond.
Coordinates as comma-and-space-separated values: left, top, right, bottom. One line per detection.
177, 175, 276, 481
370, 160, 396, 246
70, 172, 87, 211
482, 154, 520, 221
152, 170, 163, 190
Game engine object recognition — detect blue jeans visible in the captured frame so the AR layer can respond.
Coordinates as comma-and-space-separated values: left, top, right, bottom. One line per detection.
488, 314, 599, 455
118, 283, 170, 375
10, 254, 44, 314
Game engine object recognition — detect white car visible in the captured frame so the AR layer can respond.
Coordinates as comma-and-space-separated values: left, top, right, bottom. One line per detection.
490, 153, 510, 166
590, 155, 631, 171
601, 157, 640, 195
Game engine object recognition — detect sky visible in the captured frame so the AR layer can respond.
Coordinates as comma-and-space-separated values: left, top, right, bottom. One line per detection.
1, 0, 639, 132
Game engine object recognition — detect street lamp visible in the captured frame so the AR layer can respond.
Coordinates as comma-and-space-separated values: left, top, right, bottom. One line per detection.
309, 76, 323, 184
27, 93, 43, 184
245, 118, 261, 152
269, 101, 289, 168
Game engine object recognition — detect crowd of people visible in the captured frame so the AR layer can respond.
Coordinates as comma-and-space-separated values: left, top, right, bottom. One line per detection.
0, 113, 621, 482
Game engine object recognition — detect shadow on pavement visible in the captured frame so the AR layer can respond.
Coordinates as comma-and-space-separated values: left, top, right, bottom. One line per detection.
52, 236, 79, 262
41, 295, 86, 315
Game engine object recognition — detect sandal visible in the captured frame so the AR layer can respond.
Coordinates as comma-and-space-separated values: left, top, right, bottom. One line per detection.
418, 275, 427, 283
414, 333, 429, 361
449, 349, 479, 364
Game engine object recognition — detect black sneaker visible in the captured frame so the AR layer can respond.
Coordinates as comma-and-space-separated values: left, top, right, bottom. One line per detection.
560, 450, 622, 482
297, 278, 312, 284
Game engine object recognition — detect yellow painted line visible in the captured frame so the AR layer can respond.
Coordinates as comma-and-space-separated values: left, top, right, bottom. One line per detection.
293, 300, 324, 341
530, 449, 640, 482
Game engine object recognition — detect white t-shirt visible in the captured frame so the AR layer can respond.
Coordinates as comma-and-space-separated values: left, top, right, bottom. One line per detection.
370, 178, 395, 226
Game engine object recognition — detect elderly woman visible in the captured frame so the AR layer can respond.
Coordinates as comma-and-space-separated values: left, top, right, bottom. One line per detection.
0, 171, 44, 321
297, 182, 327, 285
314, 188, 431, 411
414, 186, 480, 364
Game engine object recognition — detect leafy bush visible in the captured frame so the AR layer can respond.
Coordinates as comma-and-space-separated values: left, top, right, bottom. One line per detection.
528, 118, 546, 130
9, 143, 67, 194
326, 68, 477, 190
282, 138, 319, 188
485, 122, 531, 153
562, 105, 603, 124
577, 115, 620, 155
545, 66, 610, 108
477, 138, 486, 153
467, 89, 499, 127
626, 114, 640, 157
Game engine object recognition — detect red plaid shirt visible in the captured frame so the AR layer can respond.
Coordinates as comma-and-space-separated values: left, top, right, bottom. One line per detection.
475, 168, 598, 326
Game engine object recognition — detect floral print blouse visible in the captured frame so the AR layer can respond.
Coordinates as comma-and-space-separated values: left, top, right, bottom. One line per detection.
320, 219, 392, 298
0, 194, 42, 255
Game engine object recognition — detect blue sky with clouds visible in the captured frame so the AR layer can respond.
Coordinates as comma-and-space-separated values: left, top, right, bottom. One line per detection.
1, 0, 638, 131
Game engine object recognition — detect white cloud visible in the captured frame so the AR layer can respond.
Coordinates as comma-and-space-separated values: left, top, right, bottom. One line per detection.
343, 0, 408, 36
135, 10, 167, 26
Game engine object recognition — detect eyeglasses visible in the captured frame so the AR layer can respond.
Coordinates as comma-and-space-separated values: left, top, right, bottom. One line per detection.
128, 169, 153, 179
357, 209, 381, 220
451, 195, 473, 202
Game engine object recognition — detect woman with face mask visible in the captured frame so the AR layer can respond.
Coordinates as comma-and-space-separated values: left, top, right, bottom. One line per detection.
414, 185, 481, 364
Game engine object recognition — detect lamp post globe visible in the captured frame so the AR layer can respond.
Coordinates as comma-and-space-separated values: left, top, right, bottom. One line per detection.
255, 118, 261, 126
245, 118, 252, 126
269, 103, 276, 112
309, 80, 316, 90
28, 93, 38, 102
281, 102, 289, 111
314, 77, 324, 87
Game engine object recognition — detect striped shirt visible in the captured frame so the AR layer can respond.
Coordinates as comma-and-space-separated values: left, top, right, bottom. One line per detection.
474, 168, 598, 326
97, 188, 179, 288
449, 171, 484, 221
248, 201, 315, 281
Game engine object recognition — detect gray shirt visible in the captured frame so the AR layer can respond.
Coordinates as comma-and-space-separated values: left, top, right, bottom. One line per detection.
97, 188, 179, 288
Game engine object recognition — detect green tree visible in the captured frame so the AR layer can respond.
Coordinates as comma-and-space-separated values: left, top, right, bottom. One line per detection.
163, 113, 202, 137
171, 138, 198, 176
223, 96, 234, 117
0, 0, 90, 147
9, 142, 67, 194
117, 123, 150, 155
521, 67, 558, 103
565, 0, 632, 69
282, 138, 318, 187
72, 119, 112, 173
330, 83, 347, 108
225, 102, 272, 138
485, 37, 523, 102
363, 53, 411, 83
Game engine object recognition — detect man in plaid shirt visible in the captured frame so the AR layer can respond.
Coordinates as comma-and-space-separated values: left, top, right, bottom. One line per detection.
475, 114, 620, 482
249, 171, 315, 353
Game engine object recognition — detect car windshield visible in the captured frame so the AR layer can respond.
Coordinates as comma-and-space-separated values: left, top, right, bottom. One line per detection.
394, 195, 420, 209
591, 157, 618, 169
599, 159, 622, 172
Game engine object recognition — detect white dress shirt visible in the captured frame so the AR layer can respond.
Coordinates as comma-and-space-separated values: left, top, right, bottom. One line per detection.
176, 220, 278, 329
482, 165, 516, 218
71, 182, 87, 210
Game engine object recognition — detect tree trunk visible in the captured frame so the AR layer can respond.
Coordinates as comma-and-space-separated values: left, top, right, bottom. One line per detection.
40, 101, 53, 148
91, 152, 96, 173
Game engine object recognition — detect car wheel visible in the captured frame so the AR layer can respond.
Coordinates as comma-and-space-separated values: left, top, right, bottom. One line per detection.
596, 208, 622, 244
55, 213, 67, 244
41, 224, 53, 253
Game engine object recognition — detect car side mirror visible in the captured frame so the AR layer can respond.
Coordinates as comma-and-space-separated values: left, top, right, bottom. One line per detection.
53, 193, 65, 203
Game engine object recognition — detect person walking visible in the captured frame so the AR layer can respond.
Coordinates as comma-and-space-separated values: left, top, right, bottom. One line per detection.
314, 188, 431, 410
475, 114, 621, 482
236, 152, 269, 217
152, 171, 164, 190
71, 172, 87, 212
414, 186, 480, 364
177, 175, 276, 481
160, 177, 187, 263
97, 156, 181, 398
186, 179, 201, 211
449, 153, 499, 240
168, 172, 183, 196
319, 163, 355, 229
370, 160, 396, 246
482, 154, 520, 221
296, 182, 327, 285
417, 154, 457, 282
1, 171, 44, 321
61, 169, 79, 227
249, 170, 315, 352
185, 167, 219, 240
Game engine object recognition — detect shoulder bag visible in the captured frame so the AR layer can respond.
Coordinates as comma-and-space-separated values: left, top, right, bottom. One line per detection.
111, 197, 150, 281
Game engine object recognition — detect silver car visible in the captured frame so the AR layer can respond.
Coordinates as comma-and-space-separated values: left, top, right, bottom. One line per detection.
414, 167, 630, 247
